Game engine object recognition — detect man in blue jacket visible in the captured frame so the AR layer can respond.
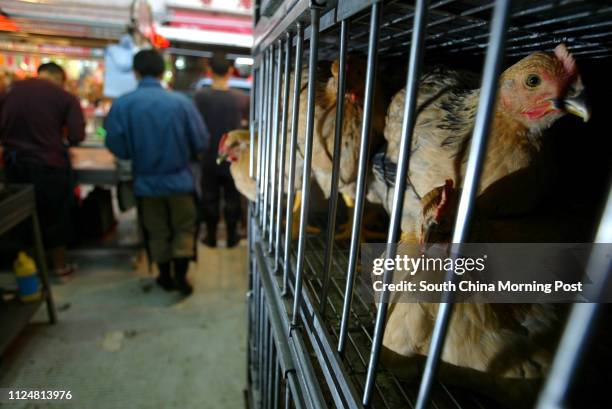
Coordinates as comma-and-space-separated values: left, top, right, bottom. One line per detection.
105, 49, 209, 296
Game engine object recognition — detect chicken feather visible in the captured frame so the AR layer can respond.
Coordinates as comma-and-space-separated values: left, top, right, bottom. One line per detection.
293, 57, 387, 200
381, 182, 566, 408
217, 129, 256, 201
369, 44, 589, 236
375, 45, 589, 407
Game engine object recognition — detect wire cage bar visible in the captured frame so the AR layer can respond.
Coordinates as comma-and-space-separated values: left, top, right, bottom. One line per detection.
275, 33, 293, 273
536, 186, 612, 409
246, 1, 612, 409
264, 47, 276, 235
414, 1, 512, 407
364, 0, 429, 404
292, 6, 322, 326
283, 23, 304, 295
255, 51, 267, 218
338, 0, 381, 355
319, 18, 348, 316
248, 213, 328, 409
269, 40, 284, 252
258, 48, 271, 226
250, 67, 257, 179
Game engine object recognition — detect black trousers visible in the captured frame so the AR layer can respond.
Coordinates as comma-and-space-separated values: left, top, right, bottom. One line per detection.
201, 161, 242, 231
5, 162, 72, 249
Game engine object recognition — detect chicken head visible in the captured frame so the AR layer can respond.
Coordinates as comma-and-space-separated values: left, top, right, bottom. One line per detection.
498, 43, 590, 132
217, 129, 250, 164
331, 55, 367, 103
418, 179, 458, 245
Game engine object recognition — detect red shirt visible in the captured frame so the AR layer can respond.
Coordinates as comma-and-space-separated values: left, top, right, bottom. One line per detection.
0, 78, 85, 168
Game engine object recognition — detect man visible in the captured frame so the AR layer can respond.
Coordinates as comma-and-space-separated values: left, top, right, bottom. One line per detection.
0, 62, 85, 278
105, 49, 209, 296
194, 54, 249, 248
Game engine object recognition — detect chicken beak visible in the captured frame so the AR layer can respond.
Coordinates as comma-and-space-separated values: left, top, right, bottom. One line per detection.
553, 90, 591, 122
216, 153, 228, 165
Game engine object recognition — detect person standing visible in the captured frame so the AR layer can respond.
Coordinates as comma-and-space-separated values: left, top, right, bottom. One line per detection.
0, 62, 85, 278
194, 54, 249, 248
105, 49, 209, 296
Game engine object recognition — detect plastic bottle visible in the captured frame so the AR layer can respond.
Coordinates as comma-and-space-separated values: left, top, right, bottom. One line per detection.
14, 252, 41, 302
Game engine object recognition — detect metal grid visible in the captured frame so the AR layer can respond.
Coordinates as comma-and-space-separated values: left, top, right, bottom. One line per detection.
247, 1, 612, 409
344, 0, 612, 60
248, 232, 322, 409
298, 235, 500, 409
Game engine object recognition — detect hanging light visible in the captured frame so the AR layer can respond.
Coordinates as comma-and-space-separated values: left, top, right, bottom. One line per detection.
175, 56, 186, 70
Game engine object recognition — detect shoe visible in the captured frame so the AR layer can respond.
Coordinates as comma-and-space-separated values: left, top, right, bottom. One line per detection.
201, 233, 217, 248
156, 274, 176, 291
177, 281, 193, 296
173, 258, 193, 296
226, 236, 239, 248
226, 230, 239, 248
226, 222, 239, 248
156, 262, 176, 291
201, 222, 217, 247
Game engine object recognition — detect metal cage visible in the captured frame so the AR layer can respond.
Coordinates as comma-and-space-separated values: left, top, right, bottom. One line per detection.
246, 1, 612, 408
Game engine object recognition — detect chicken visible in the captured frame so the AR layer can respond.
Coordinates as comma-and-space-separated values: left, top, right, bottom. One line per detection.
381, 181, 565, 408
291, 56, 388, 238
217, 128, 300, 209
216, 67, 331, 238
368, 44, 590, 238
300, 56, 387, 199
220, 56, 382, 234
218, 129, 319, 238
217, 129, 256, 201
417, 177, 595, 243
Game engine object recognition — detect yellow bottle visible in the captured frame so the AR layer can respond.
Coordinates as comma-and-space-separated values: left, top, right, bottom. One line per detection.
14, 252, 42, 302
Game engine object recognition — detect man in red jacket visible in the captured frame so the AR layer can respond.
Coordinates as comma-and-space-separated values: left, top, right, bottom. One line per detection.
0, 62, 85, 278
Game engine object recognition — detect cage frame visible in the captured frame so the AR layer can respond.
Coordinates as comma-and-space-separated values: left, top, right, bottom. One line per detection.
246, 1, 612, 409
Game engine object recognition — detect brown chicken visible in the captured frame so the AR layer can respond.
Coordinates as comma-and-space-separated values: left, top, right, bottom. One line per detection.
299, 57, 387, 199
217, 128, 300, 210
218, 129, 319, 238
289, 57, 388, 237
381, 181, 565, 408
368, 44, 590, 238
375, 45, 590, 407
217, 129, 256, 201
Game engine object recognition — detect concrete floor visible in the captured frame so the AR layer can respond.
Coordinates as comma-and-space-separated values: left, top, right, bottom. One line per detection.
0, 241, 248, 409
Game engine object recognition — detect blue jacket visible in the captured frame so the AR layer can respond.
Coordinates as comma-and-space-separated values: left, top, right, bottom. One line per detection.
105, 77, 209, 197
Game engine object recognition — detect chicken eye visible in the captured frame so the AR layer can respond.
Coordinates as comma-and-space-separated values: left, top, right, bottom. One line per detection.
525, 74, 541, 88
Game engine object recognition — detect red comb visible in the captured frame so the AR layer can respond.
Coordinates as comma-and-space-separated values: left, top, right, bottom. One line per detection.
434, 179, 454, 222
218, 133, 229, 153
554, 44, 577, 78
